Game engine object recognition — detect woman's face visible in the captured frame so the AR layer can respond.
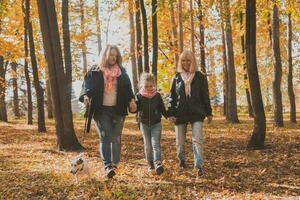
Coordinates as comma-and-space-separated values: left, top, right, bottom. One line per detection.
144, 81, 155, 92
107, 49, 118, 66
181, 54, 192, 72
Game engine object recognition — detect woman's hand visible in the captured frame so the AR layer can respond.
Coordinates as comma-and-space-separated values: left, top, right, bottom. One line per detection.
129, 99, 137, 112
168, 117, 176, 123
83, 95, 90, 107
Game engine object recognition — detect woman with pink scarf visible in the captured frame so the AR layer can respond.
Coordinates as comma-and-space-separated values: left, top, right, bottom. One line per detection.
79, 45, 136, 179
168, 50, 212, 177
136, 73, 168, 175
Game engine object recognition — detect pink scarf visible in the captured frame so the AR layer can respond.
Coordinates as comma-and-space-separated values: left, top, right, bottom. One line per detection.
102, 64, 121, 92
180, 72, 195, 97
139, 88, 157, 98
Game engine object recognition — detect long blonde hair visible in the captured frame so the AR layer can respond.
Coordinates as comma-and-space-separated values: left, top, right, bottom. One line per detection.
138, 73, 156, 90
177, 50, 198, 73
98, 45, 122, 71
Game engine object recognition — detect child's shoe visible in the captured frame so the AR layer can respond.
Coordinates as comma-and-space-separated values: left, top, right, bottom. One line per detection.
179, 160, 186, 169
197, 167, 205, 176
154, 161, 164, 175
148, 161, 155, 170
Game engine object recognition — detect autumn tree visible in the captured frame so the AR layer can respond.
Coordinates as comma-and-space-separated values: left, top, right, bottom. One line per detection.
246, 0, 266, 148
135, 0, 143, 77
11, 62, 20, 118
152, 0, 158, 78
37, 0, 83, 150
140, 0, 149, 72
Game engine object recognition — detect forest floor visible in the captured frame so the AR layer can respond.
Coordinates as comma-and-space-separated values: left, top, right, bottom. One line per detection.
0, 113, 299, 199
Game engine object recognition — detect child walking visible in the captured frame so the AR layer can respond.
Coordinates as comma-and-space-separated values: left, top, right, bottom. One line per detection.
136, 73, 167, 175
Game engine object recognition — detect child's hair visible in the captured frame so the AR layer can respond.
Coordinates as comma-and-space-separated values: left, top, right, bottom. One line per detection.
138, 73, 156, 90
177, 49, 198, 73
98, 45, 122, 71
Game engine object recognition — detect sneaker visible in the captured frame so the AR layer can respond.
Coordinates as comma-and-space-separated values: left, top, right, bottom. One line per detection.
179, 160, 186, 169
105, 166, 116, 179
155, 165, 164, 175
148, 161, 155, 170
197, 167, 205, 176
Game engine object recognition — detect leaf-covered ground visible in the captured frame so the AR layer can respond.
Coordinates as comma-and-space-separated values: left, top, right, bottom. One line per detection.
0, 114, 299, 199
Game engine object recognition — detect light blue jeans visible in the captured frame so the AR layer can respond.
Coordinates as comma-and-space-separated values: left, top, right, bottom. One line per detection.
94, 106, 125, 168
140, 122, 162, 163
175, 121, 204, 168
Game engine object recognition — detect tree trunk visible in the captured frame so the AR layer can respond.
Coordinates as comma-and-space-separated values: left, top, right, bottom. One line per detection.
0, 56, 8, 122
95, 0, 102, 55
246, 0, 266, 149
139, 0, 149, 72
80, 0, 88, 74
189, 0, 195, 53
170, 2, 179, 68
240, 11, 253, 118
271, 4, 283, 127
135, 0, 143, 77
196, 0, 206, 73
62, 0, 72, 103
11, 62, 20, 118
178, 0, 183, 53
129, 0, 138, 92
223, 0, 239, 123
22, 0, 33, 124
152, 0, 158, 79
219, 0, 228, 116
26, 0, 46, 132
37, 0, 84, 151
287, 13, 296, 123
46, 78, 53, 118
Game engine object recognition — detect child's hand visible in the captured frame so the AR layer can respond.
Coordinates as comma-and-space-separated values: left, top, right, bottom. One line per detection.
83, 95, 90, 108
207, 116, 213, 124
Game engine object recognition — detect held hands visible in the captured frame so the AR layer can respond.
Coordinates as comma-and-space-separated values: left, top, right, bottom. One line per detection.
168, 117, 176, 123
129, 99, 137, 113
83, 95, 90, 108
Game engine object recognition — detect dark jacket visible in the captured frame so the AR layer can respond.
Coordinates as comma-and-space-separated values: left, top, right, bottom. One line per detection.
136, 92, 168, 126
168, 71, 212, 124
79, 66, 134, 117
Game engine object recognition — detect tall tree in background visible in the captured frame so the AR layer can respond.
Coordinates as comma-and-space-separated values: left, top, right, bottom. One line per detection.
22, 0, 33, 124
240, 10, 253, 118
196, 0, 206, 73
37, 0, 83, 150
25, 0, 46, 132
140, 0, 149, 72
80, 0, 88, 74
135, 0, 143, 77
189, 0, 195, 53
62, 0, 72, 103
178, 0, 183, 53
152, 0, 158, 78
246, 0, 266, 148
287, 3, 296, 123
128, 0, 138, 92
170, 1, 179, 68
95, 0, 102, 55
46, 78, 53, 118
11, 62, 20, 118
0, 57, 8, 122
223, 0, 239, 123
271, 3, 283, 127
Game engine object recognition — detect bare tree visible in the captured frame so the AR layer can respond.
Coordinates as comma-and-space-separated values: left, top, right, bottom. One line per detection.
95, 0, 102, 55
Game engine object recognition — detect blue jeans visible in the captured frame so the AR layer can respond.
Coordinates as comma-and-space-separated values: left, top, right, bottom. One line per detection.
175, 121, 204, 168
94, 106, 125, 168
140, 122, 162, 163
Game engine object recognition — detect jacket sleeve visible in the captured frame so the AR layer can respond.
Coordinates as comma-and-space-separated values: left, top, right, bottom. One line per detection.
79, 71, 93, 102
167, 75, 177, 117
123, 70, 135, 103
200, 73, 212, 117
158, 94, 168, 119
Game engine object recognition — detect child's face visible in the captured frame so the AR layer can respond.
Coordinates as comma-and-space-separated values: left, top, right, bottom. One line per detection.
144, 81, 155, 92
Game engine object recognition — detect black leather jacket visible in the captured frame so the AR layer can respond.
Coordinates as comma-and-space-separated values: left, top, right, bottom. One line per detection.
79, 66, 134, 117
136, 92, 168, 126
168, 71, 212, 124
